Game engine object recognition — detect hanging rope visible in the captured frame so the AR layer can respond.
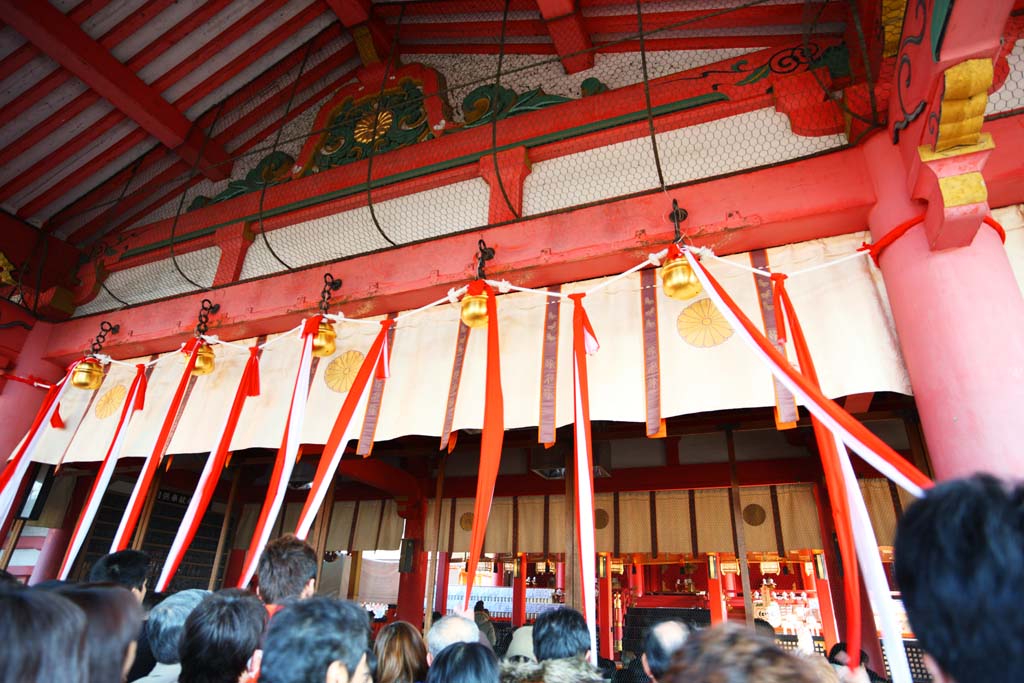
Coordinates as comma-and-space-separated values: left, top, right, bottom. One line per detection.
636, 0, 667, 193
256, 35, 318, 271
488, 0, 521, 220
364, 4, 407, 248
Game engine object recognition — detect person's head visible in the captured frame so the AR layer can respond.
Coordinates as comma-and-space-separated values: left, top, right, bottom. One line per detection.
0, 586, 88, 683
56, 584, 144, 683
425, 642, 499, 683
0, 568, 20, 588
505, 625, 536, 664
261, 597, 371, 683
374, 620, 428, 683
533, 607, 590, 662
256, 534, 318, 605
474, 599, 485, 612
426, 615, 480, 663
642, 621, 689, 682
669, 623, 815, 683
147, 589, 209, 665
88, 550, 151, 602
825, 643, 868, 668
179, 589, 267, 683
894, 474, 1024, 683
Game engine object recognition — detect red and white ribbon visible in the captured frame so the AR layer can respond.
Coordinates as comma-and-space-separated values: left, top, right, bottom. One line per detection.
59, 364, 148, 579
236, 318, 321, 588
462, 281, 505, 612
155, 346, 261, 591
294, 319, 393, 540
110, 340, 202, 551
569, 293, 598, 664
0, 361, 78, 535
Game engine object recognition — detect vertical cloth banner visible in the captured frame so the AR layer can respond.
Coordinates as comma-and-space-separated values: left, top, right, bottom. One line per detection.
58, 364, 148, 579
110, 340, 201, 551
538, 285, 561, 446
295, 320, 393, 540
750, 250, 798, 429
356, 314, 397, 456
155, 346, 261, 591
237, 317, 322, 588
776, 280, 913, 682
440, 321, 471, 452
0, 362, 78, 535
684, 249, 928, 682
569, 293, 599, 664
639, 270, 664, 437
462, 281, 505, 612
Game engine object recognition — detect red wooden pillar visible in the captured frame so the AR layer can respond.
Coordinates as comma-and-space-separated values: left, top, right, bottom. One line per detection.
512, 553, 527, 627
555, 561, 565, 591
629, 562, 644, 598
28, 474, 91, 584
707, 553, 726, 625
433, 551, 450, 616
212, 223, 255, 286
812, 550, 840, 650
478, 146, 531, 223
396, 501, 428, 625
598, 553, 613, 660
813, 482, 848, 636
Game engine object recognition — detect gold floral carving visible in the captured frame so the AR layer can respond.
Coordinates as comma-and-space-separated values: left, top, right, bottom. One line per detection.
324, 350, 365, 393
677, 299, 733, 348
95, 384, 127, 419
354, 111, 393, 144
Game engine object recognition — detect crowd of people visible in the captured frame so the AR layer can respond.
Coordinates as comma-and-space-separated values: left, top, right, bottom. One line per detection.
0, 473, 1021, 683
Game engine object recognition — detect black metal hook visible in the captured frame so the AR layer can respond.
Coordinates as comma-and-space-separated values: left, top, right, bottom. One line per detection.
319, 273, 343, 315
89, 320, 120, 355
476, 239, 495, 279
669, 199, 688, 244
195, 299, 220, 337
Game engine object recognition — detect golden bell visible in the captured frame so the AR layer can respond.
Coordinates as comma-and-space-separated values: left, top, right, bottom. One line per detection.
191, 342, 216, 376
661, 256, 702, 300
70, 358, 104, 390
312, 320, 337, 358
460, 293, 489, 329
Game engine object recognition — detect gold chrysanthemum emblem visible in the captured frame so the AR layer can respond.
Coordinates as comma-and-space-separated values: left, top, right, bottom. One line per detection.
354, 111, 393, 144
95, 384, 127, 419
324, 350, 364, 393
677, 298, 733, 348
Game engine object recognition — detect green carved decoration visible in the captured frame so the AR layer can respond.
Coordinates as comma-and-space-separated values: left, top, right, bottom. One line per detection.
809, 44, 851, 79
581, 77, 609, 97
189, 151, 295, 211
930, 0, 955, 61
305, 79, 432, 175
461, 85, 572, 128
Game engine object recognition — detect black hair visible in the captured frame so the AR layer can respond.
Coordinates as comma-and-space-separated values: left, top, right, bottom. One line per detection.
55, 584, 143, 683
261, 597, 370, 683
474, 599, 485, 611
179, 589, 266, 683
894, 474, 1024, 683
87, 549, 151, 591
532, 607, 590, 662
0, 568, 20, 588
644, 621, 688, 681
0, 587, 88, 683
255, 534, 318, 604
826, 642, 868, 666
426, 642, 499, 683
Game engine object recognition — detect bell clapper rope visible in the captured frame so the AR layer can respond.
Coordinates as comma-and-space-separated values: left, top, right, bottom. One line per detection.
189, 299, 220, 376
461, 240, 495, 329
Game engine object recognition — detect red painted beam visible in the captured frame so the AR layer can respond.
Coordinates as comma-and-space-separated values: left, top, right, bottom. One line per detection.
0, 0, 232, 182
36, 19, 341, 227
0, 0, 109, 83
536, 0, 594, 73
336, 457, 423, 500
0, 212, 81, 294
0, 0, 176, 135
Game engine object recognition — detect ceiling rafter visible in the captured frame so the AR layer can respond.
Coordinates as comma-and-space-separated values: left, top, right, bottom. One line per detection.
0, 0, 109, 82
0, 0, 177, 133
26, 25, 346, 226
536, 0, 593, 73
44, 24, 347, 236
0, 0, 234, 186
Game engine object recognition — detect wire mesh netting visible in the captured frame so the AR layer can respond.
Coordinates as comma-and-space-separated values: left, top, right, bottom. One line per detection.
55, 0, 1024, 318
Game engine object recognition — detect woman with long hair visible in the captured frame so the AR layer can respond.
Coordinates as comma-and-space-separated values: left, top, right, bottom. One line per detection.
374, 620, 429, 683
55, 584, 143, 683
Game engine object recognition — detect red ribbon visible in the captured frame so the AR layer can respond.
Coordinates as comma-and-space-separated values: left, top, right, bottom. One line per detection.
295, 319, 394, 539
770, 273, 788, 345
158, 346, 261, 589
569, 293, 597, 622
860, 214, 1006, 266
462, 282, 505, 611
772, 276, 862, 669
112, 343, 200, 551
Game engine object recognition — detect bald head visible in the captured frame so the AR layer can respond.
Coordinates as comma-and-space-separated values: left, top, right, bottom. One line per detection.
426, 615, 480, 662
643, 621, 688, 682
